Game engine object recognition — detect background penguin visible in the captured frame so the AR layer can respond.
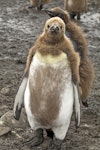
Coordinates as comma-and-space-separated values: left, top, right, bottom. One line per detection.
20, 17, 80, 149
64, 0, 88, 20
45, 7, 94, 107
29, 0, 51, 10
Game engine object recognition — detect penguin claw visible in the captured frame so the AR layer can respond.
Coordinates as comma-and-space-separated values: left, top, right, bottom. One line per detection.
23, 129, 44, 147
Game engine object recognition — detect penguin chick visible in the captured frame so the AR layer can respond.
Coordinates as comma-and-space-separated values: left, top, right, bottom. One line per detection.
24, 17, 80, 149
24, 17, 80, 83
64, 0, 88, 20
29, 0, 51, 10
46, 7, 94, 106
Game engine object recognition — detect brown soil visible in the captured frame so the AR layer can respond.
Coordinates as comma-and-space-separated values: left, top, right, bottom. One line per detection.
0, 0, 100, 150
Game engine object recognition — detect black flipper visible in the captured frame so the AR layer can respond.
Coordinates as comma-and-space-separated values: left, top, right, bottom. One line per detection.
73, 82, 80, 129
13, 77, 28, 120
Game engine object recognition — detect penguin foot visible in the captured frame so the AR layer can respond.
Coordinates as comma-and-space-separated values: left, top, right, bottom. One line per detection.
46, 129, 54, 139
48, 138, 62, 150
23, 129, 44, 147
77, 14, 81, 20
70, 12, 76, 20
82, 100, 88, 107
28, 6, 35, 9
37, 5, 43, 11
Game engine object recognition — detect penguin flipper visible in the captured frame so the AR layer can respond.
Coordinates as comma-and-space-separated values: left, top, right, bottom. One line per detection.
73, 83, 80, 129
13, 77, 28, 120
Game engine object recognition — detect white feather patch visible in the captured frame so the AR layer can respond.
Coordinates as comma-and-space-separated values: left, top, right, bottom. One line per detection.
24, 53, 75, 140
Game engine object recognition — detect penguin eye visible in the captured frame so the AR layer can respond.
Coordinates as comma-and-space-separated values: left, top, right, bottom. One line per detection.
60, 26, 62, 29
47, 25, 50, 28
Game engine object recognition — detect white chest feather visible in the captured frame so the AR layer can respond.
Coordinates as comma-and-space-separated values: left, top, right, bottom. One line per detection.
24, 52, 74, 137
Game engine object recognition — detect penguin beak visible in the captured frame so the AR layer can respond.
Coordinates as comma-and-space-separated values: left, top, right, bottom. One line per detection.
45, 10, 56, 17
50, 25, 59, 33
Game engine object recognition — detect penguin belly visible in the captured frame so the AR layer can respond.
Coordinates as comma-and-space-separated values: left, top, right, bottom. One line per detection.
24, 52, 74, 139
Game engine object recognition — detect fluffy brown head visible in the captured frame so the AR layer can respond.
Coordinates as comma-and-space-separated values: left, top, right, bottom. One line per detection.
42, 16, 65, 44
45, 7, 70, 24
46, 7, 88, 58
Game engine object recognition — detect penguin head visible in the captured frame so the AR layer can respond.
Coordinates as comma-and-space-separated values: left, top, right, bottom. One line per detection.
45, 7, 70, 24
44, 17, 65, 40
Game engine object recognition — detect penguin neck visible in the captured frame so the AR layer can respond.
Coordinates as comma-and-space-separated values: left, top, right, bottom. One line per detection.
36, 33, 65, 56
40, 32, 65, 46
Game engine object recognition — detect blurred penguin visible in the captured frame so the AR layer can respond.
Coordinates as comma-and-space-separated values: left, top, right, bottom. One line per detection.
29, 0, 51, 10
46, 7, 94, 107
64, 0, 88, 20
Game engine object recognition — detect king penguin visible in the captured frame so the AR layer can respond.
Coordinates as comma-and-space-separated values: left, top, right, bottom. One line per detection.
64, 0, 88, 20
22, 17, 80, 149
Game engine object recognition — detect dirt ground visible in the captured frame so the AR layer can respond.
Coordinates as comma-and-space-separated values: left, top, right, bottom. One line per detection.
0, 0, 100, 150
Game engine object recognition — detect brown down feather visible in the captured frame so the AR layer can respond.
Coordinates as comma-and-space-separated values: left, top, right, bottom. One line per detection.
46, 7, 94, 102
24, 17, 80, 85
30, 0, 51, 7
